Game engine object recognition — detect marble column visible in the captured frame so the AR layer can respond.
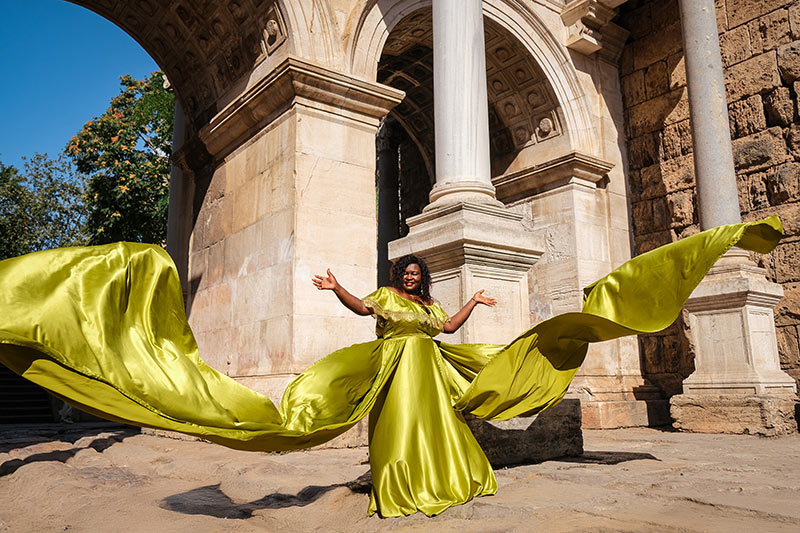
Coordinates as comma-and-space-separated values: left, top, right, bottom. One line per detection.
389, 0, 543, 344
166, 100, 190, 300
427, 0, 498, 209
670, 0, 797, 435
376, 117, 401, 286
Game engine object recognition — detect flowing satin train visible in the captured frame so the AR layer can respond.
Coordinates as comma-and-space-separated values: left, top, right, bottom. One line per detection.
0, 216, 784, 516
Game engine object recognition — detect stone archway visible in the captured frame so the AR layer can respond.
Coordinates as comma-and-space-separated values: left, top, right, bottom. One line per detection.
45, 0, 649, 431
372, 5, 573, 287
350, 0, 596, 155
355, 0, 659, 429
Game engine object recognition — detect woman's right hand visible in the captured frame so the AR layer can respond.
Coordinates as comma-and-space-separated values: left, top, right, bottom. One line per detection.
312, 269, 372, 316
312, 269, 339, 291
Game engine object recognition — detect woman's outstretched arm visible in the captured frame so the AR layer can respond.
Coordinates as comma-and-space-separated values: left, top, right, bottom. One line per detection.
442, 290, 496, 333
312, 269, 372, 316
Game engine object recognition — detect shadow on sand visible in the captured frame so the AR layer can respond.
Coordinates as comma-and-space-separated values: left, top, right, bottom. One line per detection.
0, 426, 137, 476
160, 471, 372, 519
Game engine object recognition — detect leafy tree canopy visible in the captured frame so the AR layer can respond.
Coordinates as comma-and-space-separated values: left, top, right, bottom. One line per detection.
0, 154, 87, 261
66, 71, 174, 245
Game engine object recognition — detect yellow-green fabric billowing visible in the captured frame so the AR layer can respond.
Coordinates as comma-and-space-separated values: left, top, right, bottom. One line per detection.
0, 216, 784, 517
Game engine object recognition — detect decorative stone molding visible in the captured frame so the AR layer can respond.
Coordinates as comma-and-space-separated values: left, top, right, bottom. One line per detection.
492, 150, 614, 203
561, 0, 629, 61
597, 21, 630, 63
170, 134, 213, 180
260, 2, 287, 57
401, 202, 543, 273
389, 202, 543, 344
199, 57, 405, 159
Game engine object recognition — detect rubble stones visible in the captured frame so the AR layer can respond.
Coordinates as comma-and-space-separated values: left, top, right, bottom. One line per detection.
748, 8, 791, 54
729, 94, 767, 137
720, 24, 752, 67
725, 51, 782, 102
777, 40, 800, 82
764, 86, 796, 126
731, 127, 789, 172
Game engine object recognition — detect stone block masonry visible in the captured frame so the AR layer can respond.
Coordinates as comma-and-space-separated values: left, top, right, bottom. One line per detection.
617, 0, 800, 400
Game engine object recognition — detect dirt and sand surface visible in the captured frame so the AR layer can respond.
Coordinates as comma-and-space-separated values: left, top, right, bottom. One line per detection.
1, 423, 799, 532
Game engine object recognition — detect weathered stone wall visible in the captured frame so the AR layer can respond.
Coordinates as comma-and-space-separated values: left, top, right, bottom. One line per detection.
617, 0, 800, 398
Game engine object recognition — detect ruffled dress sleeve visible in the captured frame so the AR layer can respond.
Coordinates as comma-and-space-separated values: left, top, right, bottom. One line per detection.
362, 287, 391, 337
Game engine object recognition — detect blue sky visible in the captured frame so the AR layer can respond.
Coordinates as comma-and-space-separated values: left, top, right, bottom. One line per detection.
0, 0, 159, 170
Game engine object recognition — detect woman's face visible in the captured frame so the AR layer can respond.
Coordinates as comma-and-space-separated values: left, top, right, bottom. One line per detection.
402, 263, 422, 293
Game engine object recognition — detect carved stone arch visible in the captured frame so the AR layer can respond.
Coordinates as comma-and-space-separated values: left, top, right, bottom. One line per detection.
350, 0, 596, 154
482, 0, 596, 154
66, 1, 341, 129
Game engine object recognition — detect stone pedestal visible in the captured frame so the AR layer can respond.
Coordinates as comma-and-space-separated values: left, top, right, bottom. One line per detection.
671, 395, 797, 437
670, 250, 798, 435
388, 202, 543, 344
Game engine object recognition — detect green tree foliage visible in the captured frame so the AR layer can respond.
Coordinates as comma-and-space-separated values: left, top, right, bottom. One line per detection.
0, 154, 87, 261
67, 71, 174, 244
0, 162, 30, 260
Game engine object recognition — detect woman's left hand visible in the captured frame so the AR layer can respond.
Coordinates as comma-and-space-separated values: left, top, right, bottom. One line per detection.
472, 289, 496, 307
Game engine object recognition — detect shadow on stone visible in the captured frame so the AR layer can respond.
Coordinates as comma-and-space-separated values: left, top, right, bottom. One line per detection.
553, 450, 659, 465
467, 398, 583, 467
160, 471, 372, 519
795, 402, 800, 433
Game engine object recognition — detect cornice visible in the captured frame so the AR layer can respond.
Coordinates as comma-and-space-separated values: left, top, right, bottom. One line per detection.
199, 56, 405, 159
492, 150, 614, 202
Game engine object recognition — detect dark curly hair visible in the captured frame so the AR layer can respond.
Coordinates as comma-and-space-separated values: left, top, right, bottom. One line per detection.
389, 254, 433, 303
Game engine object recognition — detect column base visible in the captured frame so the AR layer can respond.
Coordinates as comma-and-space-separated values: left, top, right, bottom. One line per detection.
466, 398, 583, 466
424, 180, 503, 212
670, 394, 799, 436
570, 374, 670, 429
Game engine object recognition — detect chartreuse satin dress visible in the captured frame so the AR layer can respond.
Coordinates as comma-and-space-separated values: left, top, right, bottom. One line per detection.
0, 216, 784, 517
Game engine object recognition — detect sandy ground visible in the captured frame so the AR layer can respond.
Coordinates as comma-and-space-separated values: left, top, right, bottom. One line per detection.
1, 424, 799, 532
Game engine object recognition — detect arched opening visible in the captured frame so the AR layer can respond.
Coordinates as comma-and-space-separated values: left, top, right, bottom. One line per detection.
373, 7, 566, 285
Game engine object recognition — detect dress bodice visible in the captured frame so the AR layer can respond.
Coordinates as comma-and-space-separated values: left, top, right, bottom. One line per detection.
362, 287, 450, 339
